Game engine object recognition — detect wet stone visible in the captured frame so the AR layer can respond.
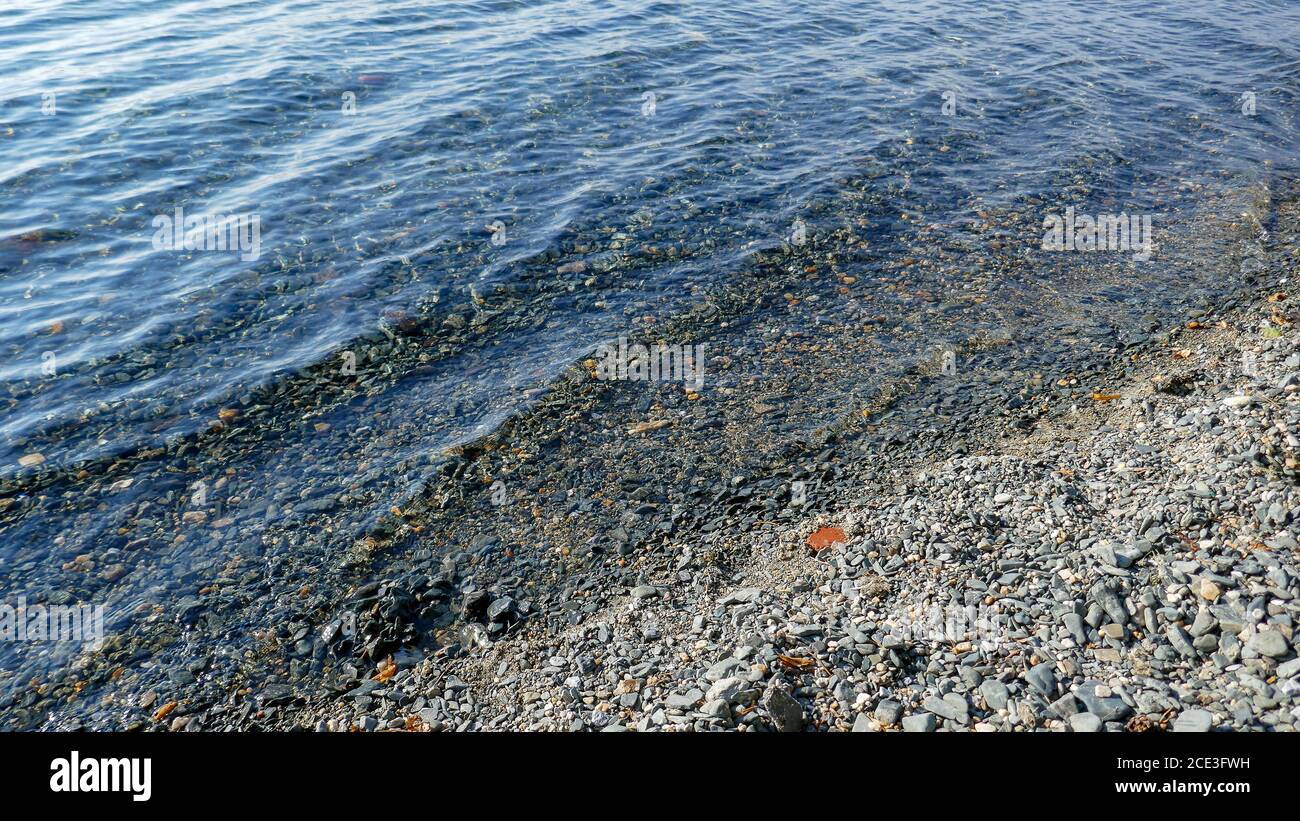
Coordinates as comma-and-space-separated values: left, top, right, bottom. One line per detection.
486, 596, 517, 623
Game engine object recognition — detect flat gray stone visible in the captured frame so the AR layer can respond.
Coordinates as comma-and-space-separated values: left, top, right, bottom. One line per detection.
875, 699, 903, 725
1075, 681, 1132, 722
1063, 613, 1088, 645
719, 588, 762, 605
922, 694, 968, 723
980, 680, 1009, 711
1172, 709, 1213, 732
1248, 629, 1291, 659
1189, 607, 1218, 638
705, 677, 745, 704
666, 689, 703, 710
1167, 624, 1197, 657
880, 634, 907, 650
1069, 712, 1103, 733
902, 713, 936, 733
1050, 694, 1080, 718
1026, 662, 1057, 696
788, 623, 823, 637
705, 658, 746, 682
764, 687, 804, 733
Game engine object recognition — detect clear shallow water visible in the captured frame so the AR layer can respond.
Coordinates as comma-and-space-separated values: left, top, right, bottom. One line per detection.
3, 0, 1299, 473
1, 0, 1299, 679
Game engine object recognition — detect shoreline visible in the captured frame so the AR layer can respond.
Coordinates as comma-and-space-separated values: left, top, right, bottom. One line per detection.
260, 196, 1293, 730
7, 182, 1298, 731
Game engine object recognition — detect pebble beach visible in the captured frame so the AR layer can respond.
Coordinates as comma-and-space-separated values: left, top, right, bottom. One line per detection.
8, 187, 1296, 733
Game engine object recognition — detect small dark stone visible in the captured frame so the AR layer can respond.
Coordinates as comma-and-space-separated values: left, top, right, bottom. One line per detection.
462, 590, 489, 619
176, 597, 204, 625
259, 683, 295, 707
487, 596, 517, 623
